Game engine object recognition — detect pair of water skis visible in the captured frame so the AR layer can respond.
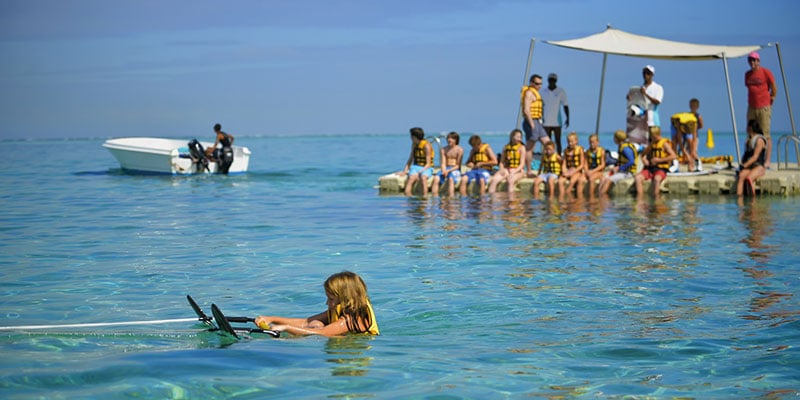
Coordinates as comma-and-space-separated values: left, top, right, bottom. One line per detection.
187, 295, 279, 339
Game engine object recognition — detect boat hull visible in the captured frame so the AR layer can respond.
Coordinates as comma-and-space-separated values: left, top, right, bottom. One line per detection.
103, 137, 250, 175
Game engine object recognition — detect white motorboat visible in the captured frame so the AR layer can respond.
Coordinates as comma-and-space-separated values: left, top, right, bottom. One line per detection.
103, 137, 251, 175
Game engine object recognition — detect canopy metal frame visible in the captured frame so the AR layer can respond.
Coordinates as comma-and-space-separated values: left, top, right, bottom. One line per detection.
518, 26, 797, 164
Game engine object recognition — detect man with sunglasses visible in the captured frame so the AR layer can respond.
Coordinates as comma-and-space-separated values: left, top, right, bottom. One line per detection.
521, 74, 553, 175
745, 51, 777, 169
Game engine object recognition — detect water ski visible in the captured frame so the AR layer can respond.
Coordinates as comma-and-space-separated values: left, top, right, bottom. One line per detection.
188, 296, 279, 338
187, 295, 214, 327
626, 86, 649, 146
211, 304, 239, 339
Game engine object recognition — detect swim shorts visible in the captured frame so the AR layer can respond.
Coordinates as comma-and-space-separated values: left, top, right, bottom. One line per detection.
522, 119, 547, 143
437, 169, 461, 185
465, 169, 491, 183
539, 172, 559, 182
640, 167, 667, 181
409, 165, 433, 178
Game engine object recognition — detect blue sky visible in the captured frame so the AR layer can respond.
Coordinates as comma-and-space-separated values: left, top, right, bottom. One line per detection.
1, 0, 799, 139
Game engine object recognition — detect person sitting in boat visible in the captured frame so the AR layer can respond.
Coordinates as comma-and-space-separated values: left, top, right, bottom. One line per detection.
460, 135, 497, 196
599, 130, 639, 195
207, 123, 235, 174
398, 127, 434, 196
254, 271, 379, 337
431, 132, 464, 197
736, 119, 768, 196
488, 129, 526, 194
634, 126, 676, 198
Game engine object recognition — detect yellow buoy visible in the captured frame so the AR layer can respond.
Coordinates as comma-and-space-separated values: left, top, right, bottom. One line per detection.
706, 128, 715, 149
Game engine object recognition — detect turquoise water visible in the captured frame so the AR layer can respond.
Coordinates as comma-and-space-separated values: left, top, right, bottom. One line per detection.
1, 134, 798, 399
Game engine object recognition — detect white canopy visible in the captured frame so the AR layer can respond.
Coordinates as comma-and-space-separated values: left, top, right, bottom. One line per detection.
517, 26, 799, 163
545, 27, 761, 60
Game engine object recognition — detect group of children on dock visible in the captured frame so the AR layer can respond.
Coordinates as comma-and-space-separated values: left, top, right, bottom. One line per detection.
397, 122, 766, 197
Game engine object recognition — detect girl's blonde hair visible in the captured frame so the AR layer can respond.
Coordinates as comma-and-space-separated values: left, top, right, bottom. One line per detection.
567, 131, 578, 141
324, 271, 373, 334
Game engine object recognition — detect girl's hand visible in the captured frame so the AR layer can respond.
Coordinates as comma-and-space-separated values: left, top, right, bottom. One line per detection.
254, 316, 272, 329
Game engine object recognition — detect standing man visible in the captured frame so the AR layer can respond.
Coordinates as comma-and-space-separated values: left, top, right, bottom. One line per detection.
745, 51, 777, 169
208, 123, 235, 174
639, 65, 663, 137
521, 74, 552, 175
541, 73, 570, 154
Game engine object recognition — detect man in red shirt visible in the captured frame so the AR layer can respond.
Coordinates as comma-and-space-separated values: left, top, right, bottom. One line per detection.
745, 51, 777, 168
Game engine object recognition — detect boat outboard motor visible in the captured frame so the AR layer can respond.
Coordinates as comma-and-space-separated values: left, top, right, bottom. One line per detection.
219, 146, 234, 174
187, 139, 209, 172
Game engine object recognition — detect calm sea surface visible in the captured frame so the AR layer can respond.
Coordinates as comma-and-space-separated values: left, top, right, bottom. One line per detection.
0, 133, 798, 399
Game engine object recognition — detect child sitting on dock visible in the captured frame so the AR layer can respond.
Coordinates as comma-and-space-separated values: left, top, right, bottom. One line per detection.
736, 119, 768, 196
599, 130, 639, 195
532, 141, 561, 197
488, 129, 526, 194
431, 132, 464, 196
254, 271, 379, 337
634, 126, 676, 197
584, 133, 606, 195
460, 135, 497, 196
559, 132, 586, 196
398, 127, 434, 196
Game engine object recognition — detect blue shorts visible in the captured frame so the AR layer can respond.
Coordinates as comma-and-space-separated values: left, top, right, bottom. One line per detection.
437, 169, 461, 185
409, 165, 433, 178
522, 119, 547, 143
465, 168, 492, 183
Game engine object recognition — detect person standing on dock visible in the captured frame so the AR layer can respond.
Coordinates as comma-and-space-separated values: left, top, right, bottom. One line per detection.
541, 73, 570, 155
521, 74, 553, 175
639, 65, 663, 137
745, 51, 777, 169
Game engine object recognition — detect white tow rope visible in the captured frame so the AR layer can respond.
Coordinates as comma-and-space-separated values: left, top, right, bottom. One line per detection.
0, 317, 201, 331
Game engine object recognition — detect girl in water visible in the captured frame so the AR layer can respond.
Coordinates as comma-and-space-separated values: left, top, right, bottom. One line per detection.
254, 271, 379, 337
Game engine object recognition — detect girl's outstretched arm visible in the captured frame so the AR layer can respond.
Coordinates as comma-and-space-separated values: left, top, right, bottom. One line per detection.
271, 316, 350, 337
254, 311, 328, 330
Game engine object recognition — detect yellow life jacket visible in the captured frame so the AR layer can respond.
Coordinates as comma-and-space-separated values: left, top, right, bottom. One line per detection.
564, 145, 584, 169
618, 142, 638, 174
542, 153, 561, 175
587, 147, 605, 169
648, 138, 672, 170
504, 143, 522, 169
413, 139, 432, 166
520, 86, 543, 119
671, 112, 697, 133
472, 143, 492, 170
328, 301, 380, 335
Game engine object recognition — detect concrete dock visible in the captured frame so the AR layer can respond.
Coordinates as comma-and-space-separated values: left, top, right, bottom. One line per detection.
378, 163, 800, 196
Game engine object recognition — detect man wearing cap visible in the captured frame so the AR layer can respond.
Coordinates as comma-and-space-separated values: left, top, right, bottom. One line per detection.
745, 51, 777, 168
637, 65, 663, 136
541, 73, 570, 154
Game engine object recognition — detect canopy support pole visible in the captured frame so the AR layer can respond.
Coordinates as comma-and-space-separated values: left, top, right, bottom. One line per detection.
775, 42, 800, 162
722, 53, 742, 162
595, 52, 608, 135
517, 38, 536, 129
